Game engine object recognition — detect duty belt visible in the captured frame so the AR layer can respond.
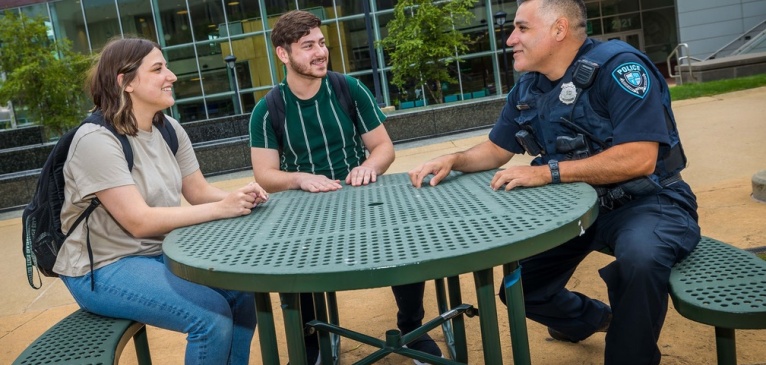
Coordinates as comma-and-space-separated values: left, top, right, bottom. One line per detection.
597, 173, 683, 212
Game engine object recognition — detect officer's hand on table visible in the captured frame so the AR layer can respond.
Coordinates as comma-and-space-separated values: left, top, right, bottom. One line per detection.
346, 166, 378, 186
298, 174, 343, 193
491, 165, 551, 191
408, 155, 456, 188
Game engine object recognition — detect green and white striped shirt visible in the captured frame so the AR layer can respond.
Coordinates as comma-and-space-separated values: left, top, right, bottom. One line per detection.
249, 74, 386, 180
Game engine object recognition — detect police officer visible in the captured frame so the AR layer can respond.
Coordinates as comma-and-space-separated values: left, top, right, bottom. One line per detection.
408, 0, 700, 364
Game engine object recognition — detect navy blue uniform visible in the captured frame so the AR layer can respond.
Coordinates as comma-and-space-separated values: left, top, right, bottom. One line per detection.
492, 39, 701, 365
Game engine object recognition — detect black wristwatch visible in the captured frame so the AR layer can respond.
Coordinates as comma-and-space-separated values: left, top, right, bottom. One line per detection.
548, 159, 561, 184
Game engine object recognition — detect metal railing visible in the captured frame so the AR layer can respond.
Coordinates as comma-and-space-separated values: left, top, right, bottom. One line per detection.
667, 43, 700, 86
707, 19, 766, 60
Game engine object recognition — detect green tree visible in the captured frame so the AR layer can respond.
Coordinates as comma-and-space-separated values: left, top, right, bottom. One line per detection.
0, 11, 92, 138
380, 0, 477, 105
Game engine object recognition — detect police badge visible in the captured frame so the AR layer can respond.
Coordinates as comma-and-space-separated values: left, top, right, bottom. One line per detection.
559, 82, 577, 105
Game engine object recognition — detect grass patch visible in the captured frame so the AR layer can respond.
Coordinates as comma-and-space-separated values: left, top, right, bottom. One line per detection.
670, 73, 766, 101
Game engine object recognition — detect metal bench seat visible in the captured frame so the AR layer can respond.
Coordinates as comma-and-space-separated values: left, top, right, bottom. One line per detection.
669, 236, 766, 365
13, 308, 151, 365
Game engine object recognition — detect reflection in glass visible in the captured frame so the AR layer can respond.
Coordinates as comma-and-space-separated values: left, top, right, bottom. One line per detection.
118, 0, 157, 42
223, 1, 261, 25
642, 0, 675, 10
166, 46, 202, 100
157, 2, 192, 46
187, 0, 226, 42
601, 0, 639, 16
604, 13, 641, 33
50, 0, 89, 54
3, 0, 687, 123
83, 1, 119, 50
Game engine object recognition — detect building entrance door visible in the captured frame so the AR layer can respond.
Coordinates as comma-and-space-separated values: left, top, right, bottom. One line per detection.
596, 30, 644, 51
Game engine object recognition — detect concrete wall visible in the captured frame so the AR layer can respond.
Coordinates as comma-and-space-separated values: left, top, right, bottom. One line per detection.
0, 97, 505, 211
678, 51, 766, 83
677, 0, 766, 60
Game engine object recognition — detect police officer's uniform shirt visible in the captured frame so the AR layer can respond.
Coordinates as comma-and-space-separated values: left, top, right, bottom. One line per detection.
249, 74, 386, 181
489, 38, 671, 160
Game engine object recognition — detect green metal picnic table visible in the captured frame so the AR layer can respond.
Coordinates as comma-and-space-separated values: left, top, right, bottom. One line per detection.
163, 170, 598, 364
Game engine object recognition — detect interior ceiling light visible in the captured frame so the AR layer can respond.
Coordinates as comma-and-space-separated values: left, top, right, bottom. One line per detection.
177, 10, 188, 15
228, 2, 240, 6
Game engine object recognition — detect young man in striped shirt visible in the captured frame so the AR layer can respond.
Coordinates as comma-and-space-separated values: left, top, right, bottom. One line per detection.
249, 10, 442, 365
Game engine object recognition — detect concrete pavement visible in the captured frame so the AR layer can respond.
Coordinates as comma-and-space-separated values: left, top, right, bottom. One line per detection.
2, 87, 766, 364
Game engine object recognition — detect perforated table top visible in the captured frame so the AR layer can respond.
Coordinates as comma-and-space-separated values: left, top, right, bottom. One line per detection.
163, 170, 598, 293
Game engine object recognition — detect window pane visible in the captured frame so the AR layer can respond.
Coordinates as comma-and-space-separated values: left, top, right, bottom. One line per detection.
603, 13, 641, 33
642, 0, 675, 10
229, 33, 273, 89
585, 1, 601, 18
50, 0, 89, 54
642, 8, 677, 63
157, 2, 192, 46
374, 0, 396, 12
224, 1, 262, 24
205, 95, 236, 119
175, 99, 207, 122
20, 4, 48, 20
187, 0, 226, 42
263, 1, 293, 17
166, 46, 202, 99
83, 1, 119, 50
587, 18, 603, 36
332, 1, 364, 16
196, 42, 229, 95
601, 0, 639, 16
459, 55, 494, 97
118, 0, 157, 42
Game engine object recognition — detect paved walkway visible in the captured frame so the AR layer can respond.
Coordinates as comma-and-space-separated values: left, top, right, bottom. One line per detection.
2, 87, 766, 364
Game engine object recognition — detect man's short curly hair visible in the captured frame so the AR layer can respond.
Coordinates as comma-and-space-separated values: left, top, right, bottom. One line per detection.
270, 10, 322, 52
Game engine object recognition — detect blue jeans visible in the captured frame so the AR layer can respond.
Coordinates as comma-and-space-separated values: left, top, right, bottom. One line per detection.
61, 255, 256, 365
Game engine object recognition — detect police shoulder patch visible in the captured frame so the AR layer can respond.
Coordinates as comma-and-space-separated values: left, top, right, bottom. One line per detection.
611, 62, 651, 99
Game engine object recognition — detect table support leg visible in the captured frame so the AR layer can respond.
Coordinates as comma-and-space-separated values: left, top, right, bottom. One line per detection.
714, 327, 737, 365
280, 292, 308, 365
254, 292, 280, 365
502, 262, 531, 365
326, 292, 341, 364
447, 276, 469, 362
473, 268, 504, 364
313, 293, 338, 365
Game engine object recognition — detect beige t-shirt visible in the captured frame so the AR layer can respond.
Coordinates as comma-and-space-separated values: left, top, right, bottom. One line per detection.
54, 116, 198, 277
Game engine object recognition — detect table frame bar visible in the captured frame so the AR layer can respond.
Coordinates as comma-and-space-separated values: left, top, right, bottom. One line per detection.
436, 276, 469, 362
254, 292, 280, 365
502, 262, 532, 365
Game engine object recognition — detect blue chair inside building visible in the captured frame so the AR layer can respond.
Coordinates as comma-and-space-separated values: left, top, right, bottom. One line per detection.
400, 101, 415, 109
444, 94, 459, 103
472, 90, 487, 98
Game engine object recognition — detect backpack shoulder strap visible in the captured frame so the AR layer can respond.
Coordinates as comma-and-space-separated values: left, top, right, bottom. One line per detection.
265, 84, 285, 150
83, 112, 180, 170
327, 71, 357, 123
156, 117, 179, 156
83, 111, 134, 170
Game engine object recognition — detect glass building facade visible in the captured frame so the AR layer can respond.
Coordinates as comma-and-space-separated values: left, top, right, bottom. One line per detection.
1, 0, 677, 127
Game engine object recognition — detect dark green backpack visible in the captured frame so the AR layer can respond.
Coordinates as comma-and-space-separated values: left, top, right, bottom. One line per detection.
22, 111, 178, 289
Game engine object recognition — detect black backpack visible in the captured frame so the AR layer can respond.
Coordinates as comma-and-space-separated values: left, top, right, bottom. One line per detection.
22, 111, 178, 289
264, 71, 357, 151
